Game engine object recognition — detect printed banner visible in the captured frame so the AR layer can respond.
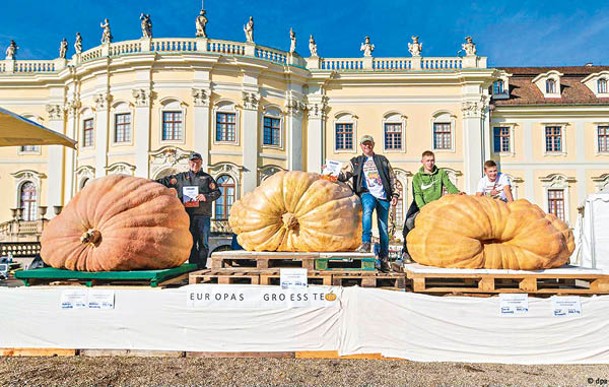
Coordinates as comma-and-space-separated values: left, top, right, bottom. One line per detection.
185, 284, 340, 309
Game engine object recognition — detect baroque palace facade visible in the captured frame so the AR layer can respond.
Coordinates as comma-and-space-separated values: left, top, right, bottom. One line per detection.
1, 17, 608, 238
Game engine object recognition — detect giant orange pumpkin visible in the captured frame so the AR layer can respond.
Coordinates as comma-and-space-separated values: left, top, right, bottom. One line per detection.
229, 171, 361, 252
406, 195, 575, 270
41, 175, 192, 271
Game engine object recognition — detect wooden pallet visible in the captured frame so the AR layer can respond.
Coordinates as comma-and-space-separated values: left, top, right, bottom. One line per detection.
331, 271, 406, 289
258, 269, 333, 286
17, 273, 190, 288
405, 264, 609, 295
210, 251, 376, 271
189, 269, 261, 285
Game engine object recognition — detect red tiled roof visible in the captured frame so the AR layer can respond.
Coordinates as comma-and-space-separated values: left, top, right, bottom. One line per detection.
493, 66, 609, 106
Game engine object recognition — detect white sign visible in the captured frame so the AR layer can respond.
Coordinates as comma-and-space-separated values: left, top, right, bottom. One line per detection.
499, 293, 529, 316
280, 268, 308, 289
60, 289, 88, 309
182, 186, 199, 207
551, 296, 582, 317
61, 289, 115, 310
322, 159, 342, 177
88, 289, 115, 310
186, 284, 340, 309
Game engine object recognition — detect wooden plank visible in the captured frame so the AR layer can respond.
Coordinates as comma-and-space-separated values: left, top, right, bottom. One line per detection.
519, 277, 537, 292
1, 348, 77, 357
478, 276, 495, 292
79, 349, 184, 357
185, 351, 295, 358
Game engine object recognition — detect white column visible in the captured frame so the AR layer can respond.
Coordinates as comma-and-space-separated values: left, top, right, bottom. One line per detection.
461, 101, 485, 193
45, 104, 65, 209
94, 93, 110, 178
522, 121, 535, 200
305, 95, 327, 173
64, 103, 79, 202
132, 89, 151, 177
241, 99, 259, 192
285, 94, 305, 171
192, 88, 211, 168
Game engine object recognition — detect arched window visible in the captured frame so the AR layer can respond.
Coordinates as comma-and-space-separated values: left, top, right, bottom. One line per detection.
20, 181, 37, 221
598, 78, 608, 94
546, 79, 556, 94
215, 175, 235, 220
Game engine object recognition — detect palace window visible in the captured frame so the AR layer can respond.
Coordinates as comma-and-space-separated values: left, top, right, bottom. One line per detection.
162, 111, 183, 141
20, 145, 39, 152
598, 78, 608, 94
493, 126, 511, 153
114, 113, 131, 143
547, 189, 565, 221
546, 79, 557, 94
493, 80, 505, 95
19, 181, 37, 221
214, 175, 235, 220
384, 123, 403, 150
263, 116, 281, 146
335, 123, 354, 151
216, 112, 236, 142
545, 126, 562, 152
83, 118, 94, 147
598, 125, 609, 153
433, 123, 452, 150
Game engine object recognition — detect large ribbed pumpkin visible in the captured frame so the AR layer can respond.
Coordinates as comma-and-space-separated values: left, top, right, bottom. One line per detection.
41, 175, 192, 271
406, 195, 575, 270
229, 171, 361, 252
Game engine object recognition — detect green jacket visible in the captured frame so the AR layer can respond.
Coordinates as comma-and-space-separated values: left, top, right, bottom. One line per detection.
412, 166, 459, 209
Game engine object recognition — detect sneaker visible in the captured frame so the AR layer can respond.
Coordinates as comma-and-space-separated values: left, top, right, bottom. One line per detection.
378, 259, 391, 273
401, 251, 414, 264
355, 243, 371, 253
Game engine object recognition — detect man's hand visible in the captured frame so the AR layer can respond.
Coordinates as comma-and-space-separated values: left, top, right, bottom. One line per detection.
169, 177, 177, 185
196, 194, 207, 202
391, 196, 398, 207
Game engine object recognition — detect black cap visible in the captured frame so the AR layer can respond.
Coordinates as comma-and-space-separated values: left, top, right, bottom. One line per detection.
189, 152, 202, 160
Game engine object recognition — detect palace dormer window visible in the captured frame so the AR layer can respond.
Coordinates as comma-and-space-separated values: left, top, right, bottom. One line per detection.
581, 71, 609, 97
532, 70, 563, 98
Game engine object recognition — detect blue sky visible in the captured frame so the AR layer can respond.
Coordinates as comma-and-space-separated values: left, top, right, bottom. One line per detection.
2, 0, 608, 67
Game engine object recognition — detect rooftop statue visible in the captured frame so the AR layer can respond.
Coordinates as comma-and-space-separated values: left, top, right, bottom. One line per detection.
462, 36, 477, 56
74, 32, 82, 54
360, 36, 374, 57
408, 35, 422, 57
5, 40, 17, 60
309, 35, 318, 57
140, 13, 152, 39
289, 28, 296, 53
59, 38, 68, 59
196, 9, 208, 38
100, 18, 113, 44
243, 16, 254, 43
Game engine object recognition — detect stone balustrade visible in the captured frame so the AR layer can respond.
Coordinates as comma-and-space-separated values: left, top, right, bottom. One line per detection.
0, 37, 486, 74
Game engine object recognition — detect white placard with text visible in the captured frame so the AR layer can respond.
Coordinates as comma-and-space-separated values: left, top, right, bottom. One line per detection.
499, 293, 529, 316
551, 296, 582, 317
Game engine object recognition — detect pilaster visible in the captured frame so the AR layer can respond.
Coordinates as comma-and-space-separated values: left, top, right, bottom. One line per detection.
94, 92, 111, 178
132, 88, 151, 177
45, 104, 65, 212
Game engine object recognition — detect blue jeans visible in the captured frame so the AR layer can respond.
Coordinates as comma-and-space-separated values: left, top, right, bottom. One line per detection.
189, 215, 211, 268
360, 192, 390, 259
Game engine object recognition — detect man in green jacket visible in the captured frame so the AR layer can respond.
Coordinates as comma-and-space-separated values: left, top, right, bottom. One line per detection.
402, 150, 461, 262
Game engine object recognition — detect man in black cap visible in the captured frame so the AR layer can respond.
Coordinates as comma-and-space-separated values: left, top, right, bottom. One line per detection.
157, 152, 221, 268
337, 135, 399, 272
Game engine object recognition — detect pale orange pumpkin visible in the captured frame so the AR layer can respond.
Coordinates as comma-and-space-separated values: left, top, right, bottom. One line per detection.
229, 171, 361, 252
41, 175, 192, 271
406, 195, 575, 270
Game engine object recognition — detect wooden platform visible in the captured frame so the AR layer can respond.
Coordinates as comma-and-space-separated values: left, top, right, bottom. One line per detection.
13, 264, 197, 288
210, 250, 376, 271
405, 263, 609, 295
190, 268, 405, 289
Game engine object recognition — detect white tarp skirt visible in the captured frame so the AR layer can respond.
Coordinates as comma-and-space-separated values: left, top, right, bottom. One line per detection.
572, 192, 609, 270
2, 285, 609, 364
